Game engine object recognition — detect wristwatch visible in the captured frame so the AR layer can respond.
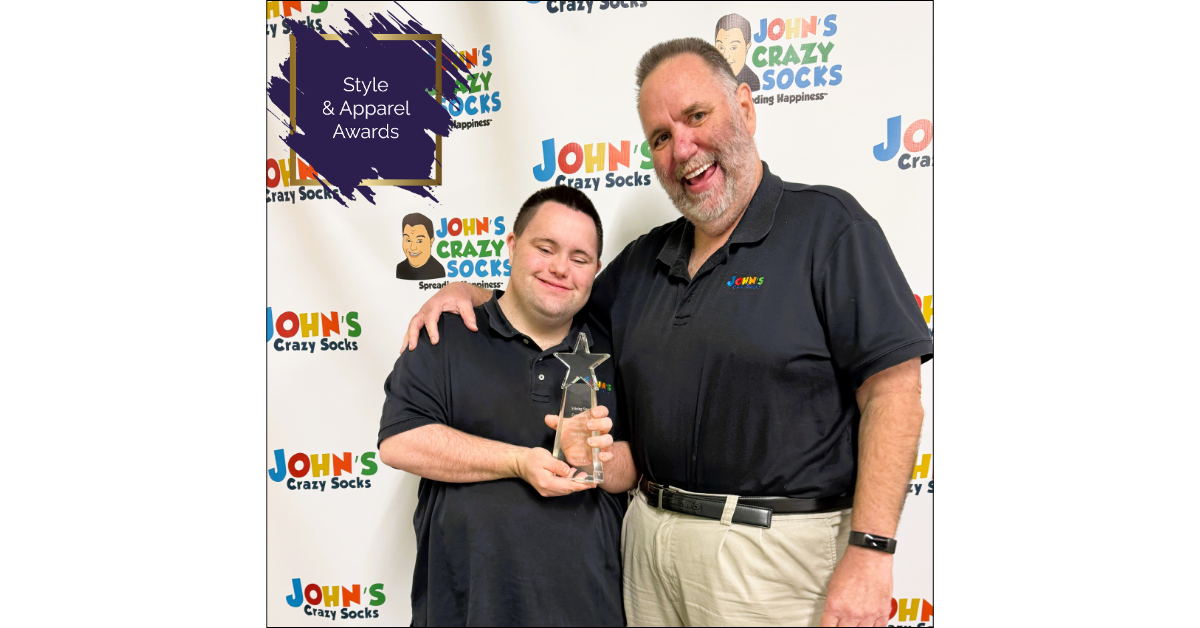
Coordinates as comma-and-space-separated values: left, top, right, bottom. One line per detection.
848, 531, 897, 554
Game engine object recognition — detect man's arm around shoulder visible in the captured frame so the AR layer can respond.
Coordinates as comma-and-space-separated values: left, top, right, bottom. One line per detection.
405, 282, 492, 351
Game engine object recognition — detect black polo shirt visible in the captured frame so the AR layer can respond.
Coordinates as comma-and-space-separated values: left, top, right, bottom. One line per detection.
378, 293, 625, 627
589, 161, 932, 498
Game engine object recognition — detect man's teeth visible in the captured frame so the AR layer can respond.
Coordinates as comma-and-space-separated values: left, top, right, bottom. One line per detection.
684, 162, 713, 181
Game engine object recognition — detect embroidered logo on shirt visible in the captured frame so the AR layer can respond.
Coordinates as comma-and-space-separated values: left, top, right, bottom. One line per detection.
597, 381, 614, 393
727, 274, 765, 289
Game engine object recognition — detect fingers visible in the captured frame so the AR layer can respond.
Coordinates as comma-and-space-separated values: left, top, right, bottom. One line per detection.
463, 305, 478, 332
544, 414, 559, 430
524, 447, 595, 496
405, 316, 423, 352
541, 474, 594, 496
535, 467, 594, 496
529, 447, 572, 477
587, 434, 614, 450
585, 416, 613, 435
818, 612, 839, 627
440, 284, 479, 331
424, 313, 440, 345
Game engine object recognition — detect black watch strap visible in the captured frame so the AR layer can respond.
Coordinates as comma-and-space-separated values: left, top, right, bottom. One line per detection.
848, 531, 897, 554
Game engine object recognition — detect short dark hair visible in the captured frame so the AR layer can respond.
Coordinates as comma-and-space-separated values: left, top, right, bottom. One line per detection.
715, 13, 752, 45
402, 212, 435, 239
513, 186, 604, 259
635, 37, 738, 101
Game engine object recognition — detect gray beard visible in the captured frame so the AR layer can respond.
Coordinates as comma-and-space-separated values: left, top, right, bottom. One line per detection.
655, 119, 758, 236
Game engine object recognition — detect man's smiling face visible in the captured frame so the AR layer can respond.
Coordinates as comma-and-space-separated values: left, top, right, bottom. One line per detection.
638, 53, 759, 235
403, 224, 432, 268
505, 201, 600, 322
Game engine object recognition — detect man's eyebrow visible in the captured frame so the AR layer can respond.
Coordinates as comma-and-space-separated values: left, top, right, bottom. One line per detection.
646, 101, 708, 142
532, 236, 595, 259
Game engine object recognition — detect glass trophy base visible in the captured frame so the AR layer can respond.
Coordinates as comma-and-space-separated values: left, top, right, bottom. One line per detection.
552, 382, 604, 484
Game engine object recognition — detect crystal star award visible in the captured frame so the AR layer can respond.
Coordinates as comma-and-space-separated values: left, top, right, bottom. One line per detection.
552, 332, 611, 484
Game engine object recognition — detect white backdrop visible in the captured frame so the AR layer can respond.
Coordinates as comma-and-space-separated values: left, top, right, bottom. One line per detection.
267, 1, 932, 625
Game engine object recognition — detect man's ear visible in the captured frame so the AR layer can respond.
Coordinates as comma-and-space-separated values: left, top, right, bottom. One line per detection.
506, 232, 517, 252
737, 82, 756, 136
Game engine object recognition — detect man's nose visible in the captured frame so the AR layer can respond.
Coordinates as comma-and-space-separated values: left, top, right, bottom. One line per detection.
672, 126, 698, 166
547, 254, 569, 277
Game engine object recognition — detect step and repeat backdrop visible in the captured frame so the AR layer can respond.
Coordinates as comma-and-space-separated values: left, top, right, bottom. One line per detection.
266, 1, 932, 625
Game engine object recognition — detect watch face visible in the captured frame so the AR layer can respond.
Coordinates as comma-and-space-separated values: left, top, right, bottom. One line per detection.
852, 532, 896, 553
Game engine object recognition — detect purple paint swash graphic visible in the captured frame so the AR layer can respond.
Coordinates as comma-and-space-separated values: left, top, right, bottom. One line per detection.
267, 4, 470, 206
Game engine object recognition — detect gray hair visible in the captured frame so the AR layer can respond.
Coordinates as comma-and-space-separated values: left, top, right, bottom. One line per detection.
635, 37, 739, 106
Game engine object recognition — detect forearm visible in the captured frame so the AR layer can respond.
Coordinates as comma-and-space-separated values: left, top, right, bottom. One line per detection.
380, 424, 524, 483
850, 362, 925, 537
600, 441, 637, 493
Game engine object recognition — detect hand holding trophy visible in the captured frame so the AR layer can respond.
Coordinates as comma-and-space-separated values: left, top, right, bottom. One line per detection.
551, 333, 611, 484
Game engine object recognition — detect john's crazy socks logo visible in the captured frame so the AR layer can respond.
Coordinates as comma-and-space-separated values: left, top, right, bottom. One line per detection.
536, 1, 650, 14
712, 12, 842, 105
268, 450, 378, 491
266, 1, 327, 38
908, 454, 932, 498
286, 579, 386, 620
913, 293, 933, 336
267, 155, 344, 203
874, 116, 933, 170
889, 597, 933, 626
727, 274, 765, 289
433, 215, 510, 281
267, 308, 361, 352
532, 139, 654, 190
442, 44, 502, 128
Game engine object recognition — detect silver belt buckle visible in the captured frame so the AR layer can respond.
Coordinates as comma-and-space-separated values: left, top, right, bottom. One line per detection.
650, 482, 677, 509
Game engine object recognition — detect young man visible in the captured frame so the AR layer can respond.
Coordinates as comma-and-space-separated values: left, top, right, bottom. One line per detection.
378, 186, 637, 626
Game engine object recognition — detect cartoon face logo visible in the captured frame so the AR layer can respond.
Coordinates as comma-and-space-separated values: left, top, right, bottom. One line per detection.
404, 223, 432, 267
397, 213, 446, 280
714, 13, 760, 92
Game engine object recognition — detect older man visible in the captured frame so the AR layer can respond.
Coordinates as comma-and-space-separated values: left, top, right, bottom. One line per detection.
406, 39, 931, 627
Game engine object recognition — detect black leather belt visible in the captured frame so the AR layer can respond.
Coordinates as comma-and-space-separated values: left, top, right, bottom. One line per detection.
638, 478, 854, 529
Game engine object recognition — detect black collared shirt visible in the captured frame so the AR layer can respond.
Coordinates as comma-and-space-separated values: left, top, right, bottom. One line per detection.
378, 292, 624, 627
589, 162, 932, 498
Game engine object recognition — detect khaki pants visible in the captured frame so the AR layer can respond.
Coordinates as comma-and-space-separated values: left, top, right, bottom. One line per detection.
622, 487, 852, 627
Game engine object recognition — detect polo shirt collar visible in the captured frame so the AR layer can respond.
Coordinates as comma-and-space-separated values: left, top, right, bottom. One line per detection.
482, 289, 519, 338
730, 161, 783, 246
655, 161, 784, 273
482, 289, 592, 353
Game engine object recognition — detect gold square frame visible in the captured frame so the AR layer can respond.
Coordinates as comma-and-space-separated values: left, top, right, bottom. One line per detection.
289, 33, 443, 187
